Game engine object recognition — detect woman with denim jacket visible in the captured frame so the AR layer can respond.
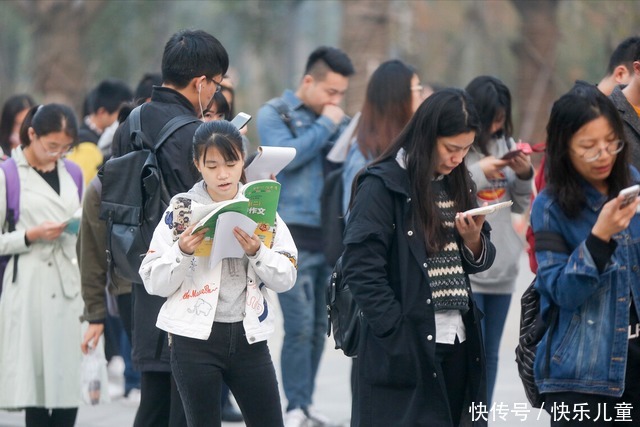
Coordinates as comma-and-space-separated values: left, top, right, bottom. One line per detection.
531, 82, 640, 426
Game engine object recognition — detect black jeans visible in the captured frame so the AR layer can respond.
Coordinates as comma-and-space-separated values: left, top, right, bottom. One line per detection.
133, 371, 186, 427
435, 338, 469, 426
25, 408, 77, 427
170, 321, 283, 427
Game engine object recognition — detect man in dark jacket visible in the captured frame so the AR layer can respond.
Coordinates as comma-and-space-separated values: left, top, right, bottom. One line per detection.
609, 39, 640, 170
109, 29, 228, 427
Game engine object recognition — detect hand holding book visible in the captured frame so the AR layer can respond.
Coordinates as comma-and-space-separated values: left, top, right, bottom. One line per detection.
188, 180, 281, 265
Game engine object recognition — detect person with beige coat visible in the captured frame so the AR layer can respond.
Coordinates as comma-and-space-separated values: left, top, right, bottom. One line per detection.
0, 104, 84, 427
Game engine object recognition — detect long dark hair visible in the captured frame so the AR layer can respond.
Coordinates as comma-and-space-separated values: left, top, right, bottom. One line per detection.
546, 82, 629, 218
369, 88, 481, 253
356, 60, 416, 159
465, 75, 513, 155
0, 94, 36, 156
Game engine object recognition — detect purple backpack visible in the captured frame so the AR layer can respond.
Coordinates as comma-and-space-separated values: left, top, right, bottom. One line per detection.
0, 157, 83, 292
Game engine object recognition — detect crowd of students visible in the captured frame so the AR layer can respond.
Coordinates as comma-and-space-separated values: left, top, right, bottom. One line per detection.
1, 28, 640, 427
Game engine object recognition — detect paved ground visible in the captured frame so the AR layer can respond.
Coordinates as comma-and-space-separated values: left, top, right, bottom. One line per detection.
0, 253, 550, 426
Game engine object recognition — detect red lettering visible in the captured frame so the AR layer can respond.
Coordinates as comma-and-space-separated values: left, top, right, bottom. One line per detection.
182, 284, 217, 300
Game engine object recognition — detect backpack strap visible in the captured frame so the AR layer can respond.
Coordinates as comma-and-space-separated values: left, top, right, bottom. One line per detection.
128, 105, 146, 151
267, 98, 297, 138
153, 114, 200, 152
532, 230, 570, 379
62, 159, 84, 201
0, 158, 20, 229
127, 103, 198, 153
0, 158, 20, 283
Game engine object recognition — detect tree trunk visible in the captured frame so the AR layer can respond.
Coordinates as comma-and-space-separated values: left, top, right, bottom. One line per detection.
11, 0, 105, 112
340, 0, 391, 115
511, 0, 560, 145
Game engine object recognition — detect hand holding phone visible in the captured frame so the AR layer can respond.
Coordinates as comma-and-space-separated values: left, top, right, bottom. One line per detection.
230, 112, 252, 130
500, 150, 523, 161
618, 184, 640, 208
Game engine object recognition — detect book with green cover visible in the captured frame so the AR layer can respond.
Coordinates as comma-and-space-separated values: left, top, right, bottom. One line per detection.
243, 179, 280, 248
191, 180, 281, 258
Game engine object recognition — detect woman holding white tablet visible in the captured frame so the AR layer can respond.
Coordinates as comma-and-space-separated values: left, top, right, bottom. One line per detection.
341, 88, 496, 426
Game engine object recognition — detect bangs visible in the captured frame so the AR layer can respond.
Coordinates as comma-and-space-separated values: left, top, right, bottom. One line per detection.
202, 134, 242, 163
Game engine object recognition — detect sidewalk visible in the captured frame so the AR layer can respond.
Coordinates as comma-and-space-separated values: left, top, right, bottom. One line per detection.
0, 253, 546, 426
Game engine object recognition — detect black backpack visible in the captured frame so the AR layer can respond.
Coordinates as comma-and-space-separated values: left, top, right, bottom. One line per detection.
99, 105, 198, 283
326, 256, 361, 357
515, 231, 569, 408
320, 165, 346, 267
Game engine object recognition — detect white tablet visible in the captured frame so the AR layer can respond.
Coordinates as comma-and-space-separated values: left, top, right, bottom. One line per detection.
462, 200, 513, 217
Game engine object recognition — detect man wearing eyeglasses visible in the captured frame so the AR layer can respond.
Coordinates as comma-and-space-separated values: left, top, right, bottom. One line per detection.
257, 46, 354, 427
112, 30, 227, 195
108, 29, 228, 427
609, 38, 640, 170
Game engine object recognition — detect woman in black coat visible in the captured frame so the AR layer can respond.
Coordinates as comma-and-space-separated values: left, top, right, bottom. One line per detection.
342, 88, 496, 427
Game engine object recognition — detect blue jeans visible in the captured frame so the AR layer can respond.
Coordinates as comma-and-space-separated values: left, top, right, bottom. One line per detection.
170, 322, 283, 427
278, 250, 331, 411
121, 328, 141, 394
473, 292, 512, 405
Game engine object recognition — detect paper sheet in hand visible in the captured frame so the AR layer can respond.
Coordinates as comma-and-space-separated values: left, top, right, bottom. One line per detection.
326, 112, 361, 163
244, 146, 296, 182
208, 211, 257, 268
462, 201, 513, 216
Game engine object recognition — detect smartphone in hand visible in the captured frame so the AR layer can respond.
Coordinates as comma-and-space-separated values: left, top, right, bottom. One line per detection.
501, 150, 523, 161
619, 184, 640, 208
230, 112, 252, 130
461, 201, 513, 217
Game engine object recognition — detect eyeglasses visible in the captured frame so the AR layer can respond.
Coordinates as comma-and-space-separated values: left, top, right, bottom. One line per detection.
207, 76, 223, 93
575, 139, 624, 162
411, 84, 424, 92
37, 136, 72, 157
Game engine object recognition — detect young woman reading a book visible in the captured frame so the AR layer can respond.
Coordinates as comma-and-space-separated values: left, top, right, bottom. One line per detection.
140, 120, 298, 427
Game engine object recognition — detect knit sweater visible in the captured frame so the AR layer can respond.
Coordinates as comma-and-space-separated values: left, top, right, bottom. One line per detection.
426, 177, 469, 312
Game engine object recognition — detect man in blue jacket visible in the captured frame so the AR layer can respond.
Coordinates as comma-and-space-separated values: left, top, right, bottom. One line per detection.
256, 46, 354, 427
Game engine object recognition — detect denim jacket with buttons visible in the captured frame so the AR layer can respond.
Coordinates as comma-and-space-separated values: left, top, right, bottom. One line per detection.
256, 89, 348, 227
531, 168, 640, 397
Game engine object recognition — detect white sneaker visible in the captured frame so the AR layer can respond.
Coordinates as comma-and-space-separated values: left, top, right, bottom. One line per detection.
284, 408, 309, 427
107, 355, 125, 378
305, 406, 333, 427
123, 388, 141, 406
